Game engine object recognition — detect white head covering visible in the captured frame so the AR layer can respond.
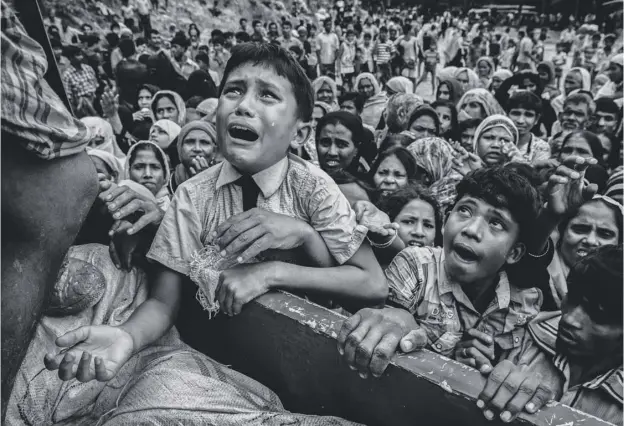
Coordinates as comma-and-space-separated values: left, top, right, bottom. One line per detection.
149, 119, 181, 149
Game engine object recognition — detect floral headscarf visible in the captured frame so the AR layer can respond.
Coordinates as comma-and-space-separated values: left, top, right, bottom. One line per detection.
457, 88, 506, 121
312, 76, 339, 110
454, 67, 482, 90
406, 136, 462, 212
80, 116, 126, 162
150, 90, 187, 125
150, 119, 182, 149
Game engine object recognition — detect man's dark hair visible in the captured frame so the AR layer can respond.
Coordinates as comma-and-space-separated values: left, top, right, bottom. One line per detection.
111, 22, 120, 31
186, 95, 205, 109
566, 245, 623, 324
240, 18, 248, 25
50, 38, 64, 50
252, 20, 262, 27
506, 91, 542, 114
119, 38, 136, 58
282, 20, 292, 28
212, 35, 225, 46
171, 33, 190, 49
195, 52, 209, 65
459, 118, 483, 133
455, 165, 542, 245
339, 92, 365, 113
403, 24, 412, 35
149, 29, 160, 37
219, 42, 313, 121
64, 45, 83, 59
211, 29, 224, 38
236, 31, 251, 42
379, 26, 388, 33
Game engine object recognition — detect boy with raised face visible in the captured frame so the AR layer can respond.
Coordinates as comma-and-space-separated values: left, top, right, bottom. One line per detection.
505, 91, 551, 165
338, 166, 545, 378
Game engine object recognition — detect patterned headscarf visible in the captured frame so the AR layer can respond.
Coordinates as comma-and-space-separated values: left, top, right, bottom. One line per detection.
457, 88, 506, 120
473, 114, 519, 152
406, 137, 463, 212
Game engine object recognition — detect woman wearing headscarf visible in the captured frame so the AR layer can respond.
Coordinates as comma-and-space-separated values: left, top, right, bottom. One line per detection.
453, 67, 481, 91
150, 90, 187, 126
170, 121, 218, 193
474, 56, 495, 89
186, 70, 218, 101
550, 67, 592, 116
489, 69, 513, 95
385, 76, 414, 96
354, 72, 388, 129
149, 119, 182, 150
87, 148, 125, 183
125, 140, 172, 212
312, 76, 339, 110
197, 98, 219, 123
472, 114, 524, 167
80, 117, 126, 162
457, 88, 505, 122
537, 61, 561, 101
436, 78, 464, 105
406, 136, 463, 213
437, 66, 458, 83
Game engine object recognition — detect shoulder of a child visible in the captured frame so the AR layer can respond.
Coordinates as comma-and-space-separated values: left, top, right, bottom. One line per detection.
394, 245, 442, 267
175, 163, 223, 200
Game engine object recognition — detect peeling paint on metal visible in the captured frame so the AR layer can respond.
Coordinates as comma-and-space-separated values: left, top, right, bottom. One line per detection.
439, 380, 452, 393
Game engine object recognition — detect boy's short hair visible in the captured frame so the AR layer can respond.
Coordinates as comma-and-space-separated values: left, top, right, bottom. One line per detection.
564, 92, 596, 115
236, 31, 251, 42
363, 32, 372, 39
346, 29, 355, 36
339, 92, 365, 113
289, 45, 303, 56
171, 33, 189, 48
219, 43, 313, 122
240, 18, 247, 25
455, 165, 542, 245
566, 245, 623, 324
186, 95, 205, 109
379, 26, 388, 33
252, 20, 262, 27
212, 35, 225, 46
119, 39, 136, 58
282, 20, 292, 28
403, 24, 412, 34
506, 91, 542, 114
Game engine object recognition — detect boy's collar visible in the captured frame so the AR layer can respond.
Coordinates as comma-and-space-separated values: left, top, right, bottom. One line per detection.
216, 157, 289, 199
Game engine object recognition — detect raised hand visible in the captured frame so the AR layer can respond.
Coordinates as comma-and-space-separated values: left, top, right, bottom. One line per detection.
546, 156, 598, 217
44, 325, 135, 383
353, 200, 398, 243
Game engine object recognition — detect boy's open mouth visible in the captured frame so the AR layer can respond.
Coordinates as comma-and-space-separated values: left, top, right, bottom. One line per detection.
452, 243, 479, 263
228, 124, 259, 142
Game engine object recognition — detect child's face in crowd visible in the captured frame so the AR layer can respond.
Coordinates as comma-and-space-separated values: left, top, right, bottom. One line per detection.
558, 292, 623, 359
560, 201, 619, 268
460, 127, 476, 152
130, 149, 165, 195
340, 100, 358, 115
180, 130, 216, 169
564, 71, 583, 95
561, 102, 590, 131
217, 63, 309, 175
443, 196, 523, 286
435, 106, 452, 134
137, 89, 153, 109
379, 31, 388, 42
149, 125, 170, 147
476, 127, 513, 166
508, 108, 538, 137
347, 33, 356, 43
461, 101, 485, 120
437, 83, 451, 101
317, 83, 334, 104
373, 154, 408, 192
409, 115, 437, 140
316, 123, 357, 174
155, 97, 179, 123
595, 111, 619, 135
358, 78, 375, 99
396, 199, 437, 248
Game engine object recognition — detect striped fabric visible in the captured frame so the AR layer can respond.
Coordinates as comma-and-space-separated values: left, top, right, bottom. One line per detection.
528, 312, 623, 424
374, 41, 395, 64
1, 1, 92, 160
386, 246, 542, 357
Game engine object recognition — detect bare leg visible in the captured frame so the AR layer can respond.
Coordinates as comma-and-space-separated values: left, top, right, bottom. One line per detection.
1, 141, 98, 419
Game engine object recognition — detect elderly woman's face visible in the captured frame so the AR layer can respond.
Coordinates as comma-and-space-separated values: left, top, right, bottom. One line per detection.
358, 78, 375, 99
564, 71, 583, 95
316, 123, 357, 174
373, 154, 408, 193
317, 82, 334, 104
477, 61, 491, 77
181, 129, 216, 169
476, 127, 513, 166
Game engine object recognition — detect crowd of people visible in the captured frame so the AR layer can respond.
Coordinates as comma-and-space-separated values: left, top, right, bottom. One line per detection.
2, 0, 624, 424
